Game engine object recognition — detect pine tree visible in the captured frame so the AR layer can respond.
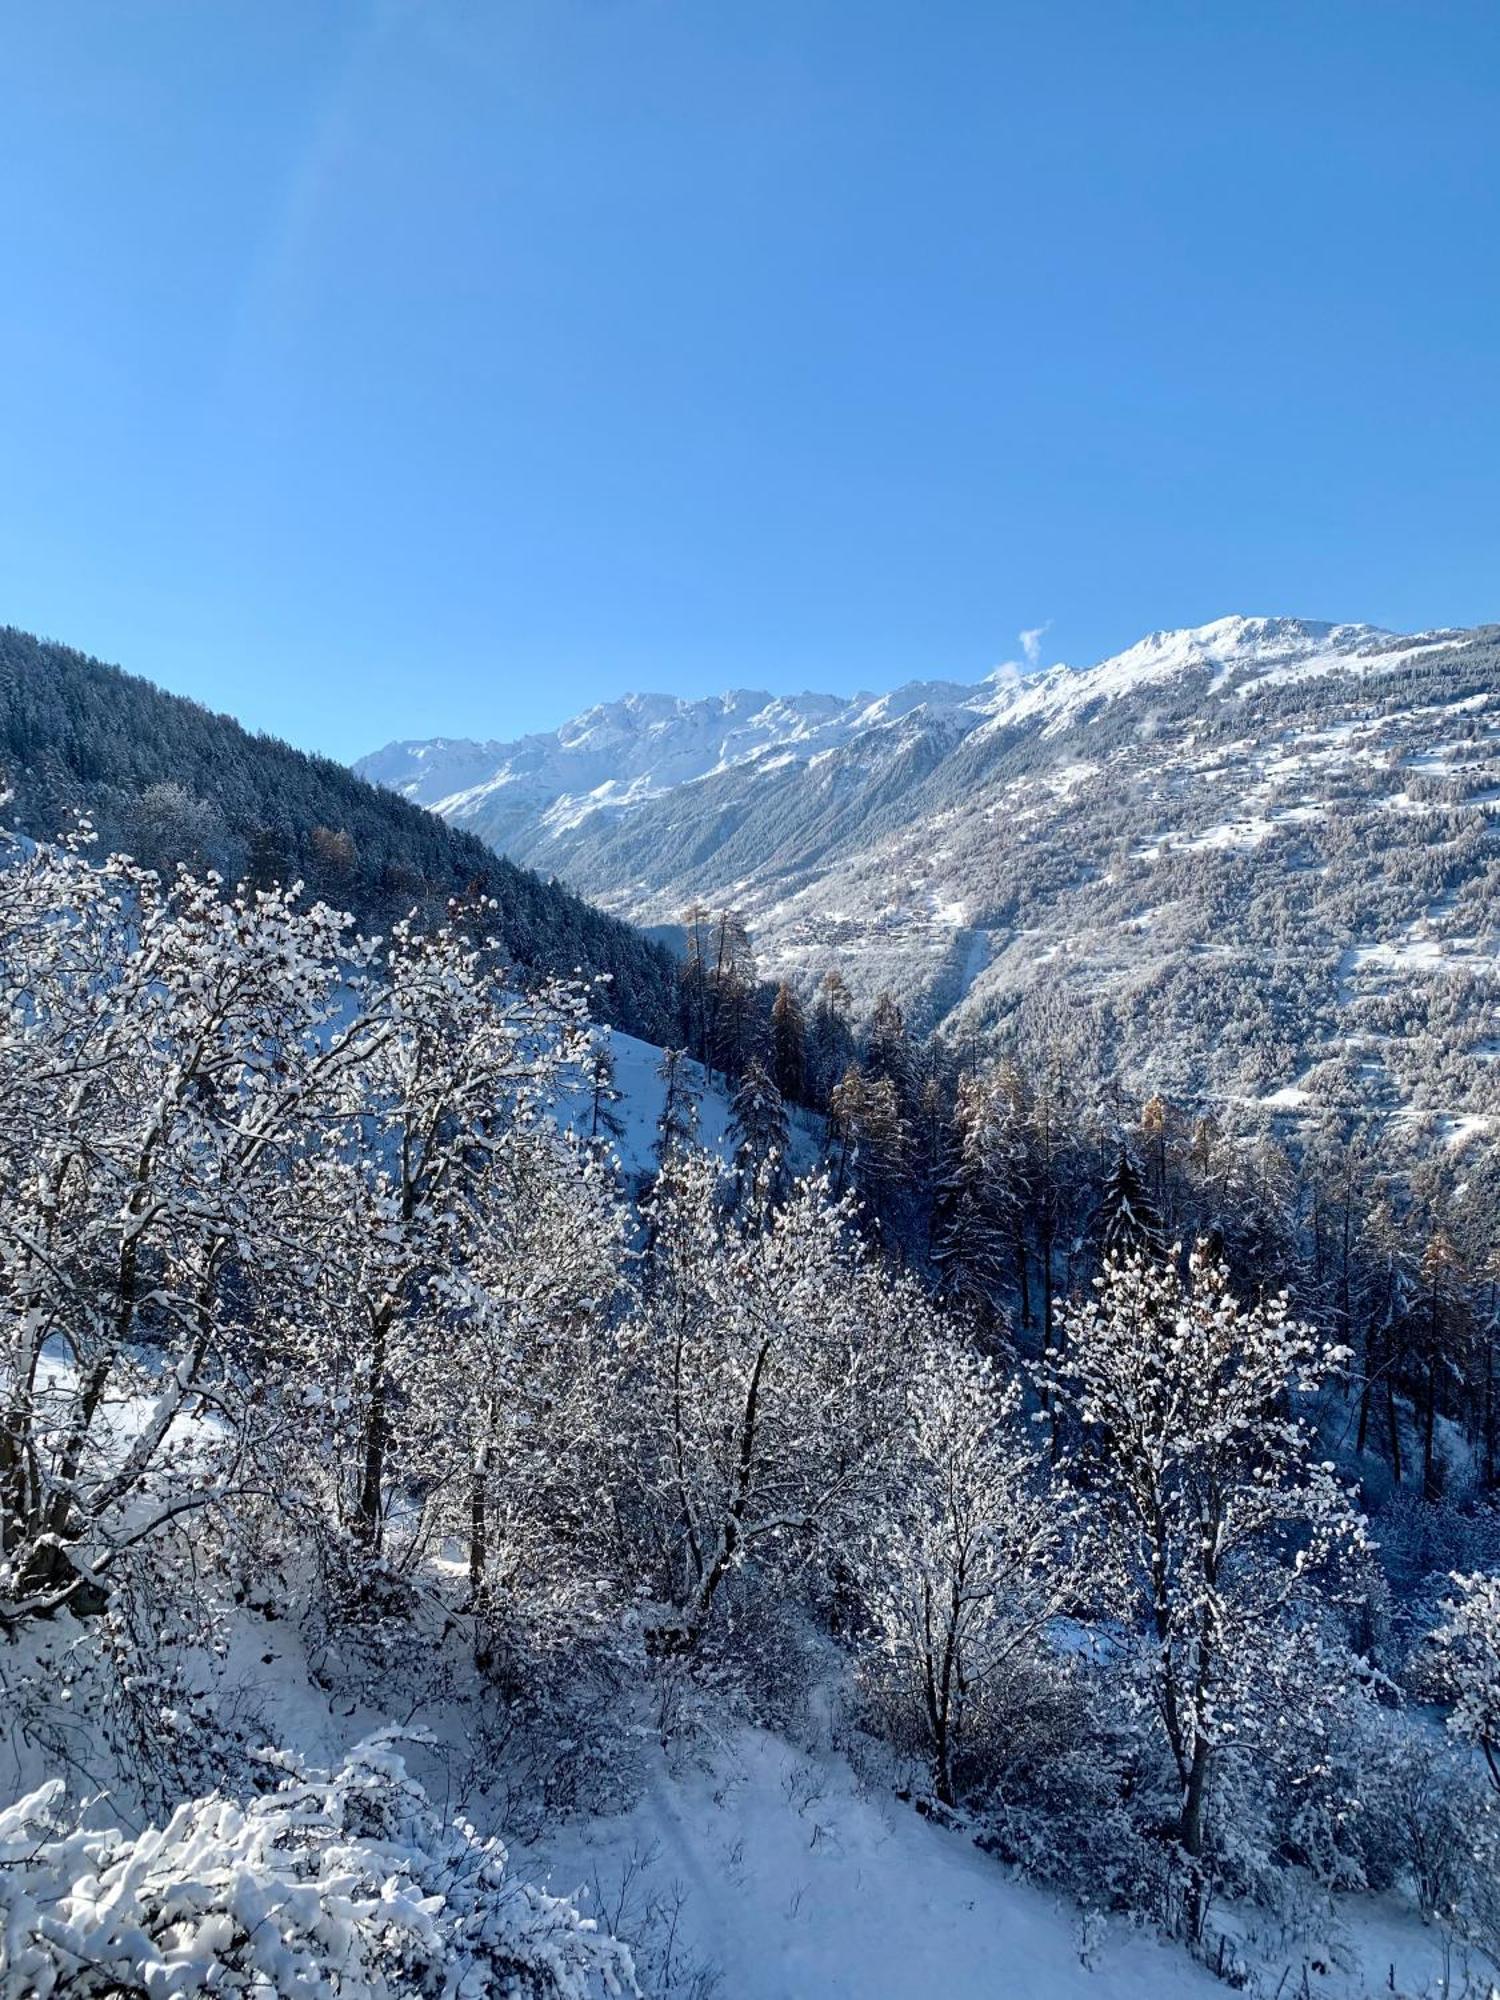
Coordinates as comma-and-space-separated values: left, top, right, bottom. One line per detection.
728, 1057, 790, 1211
931, 1073, 1014, 1320
865, 990, 916, 1102
1358, 1192, 1418, 1482
1097, 1142, 1166, 1261
654, 1046, 701, 1169
679, 903, 714, 1069
584, 1039, 626, 1149
770, 979, 807, 1104
707, 908, 757, 1080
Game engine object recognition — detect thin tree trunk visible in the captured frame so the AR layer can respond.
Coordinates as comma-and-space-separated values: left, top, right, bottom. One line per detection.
357, 1309, 390, 1548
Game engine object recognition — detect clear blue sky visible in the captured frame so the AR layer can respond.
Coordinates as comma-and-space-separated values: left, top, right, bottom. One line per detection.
2, 1, 1496, 761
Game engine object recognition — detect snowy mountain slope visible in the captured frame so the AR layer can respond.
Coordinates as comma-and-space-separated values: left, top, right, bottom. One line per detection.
558, 1028, 824, 1181
358, 618, 1418, 850
358, 681, 987, 852
361, 617, 1500, 1118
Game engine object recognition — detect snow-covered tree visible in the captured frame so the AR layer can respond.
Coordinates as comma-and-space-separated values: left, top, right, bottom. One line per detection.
584, 1040, 626, 1151
1053, 1249, 1368, 1879
287, 907, 590, 1561
435, 1122, 628, 1678
1434, 1570, 1500, 1792
931, 1072, 1021, 1321
0, 828, 373, 1625
728, 1058, 790, 1213
860, 1339, 1078, 1806
615, 1155, 906, 1651
1096, 1142, 1167, 1261
652, 1046, 700, 1171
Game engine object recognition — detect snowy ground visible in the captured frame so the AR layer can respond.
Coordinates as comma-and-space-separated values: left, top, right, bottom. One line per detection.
558, 1028, 824, 1183
6, 1403, 1486, 2000
531, 1726, 1487, 2000
535, 1726, 1222, 2000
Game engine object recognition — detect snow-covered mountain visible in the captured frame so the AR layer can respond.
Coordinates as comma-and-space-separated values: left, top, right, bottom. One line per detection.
360, 615, 1500, 1120
359, 617, 1413, 835
357, 679, 985, 848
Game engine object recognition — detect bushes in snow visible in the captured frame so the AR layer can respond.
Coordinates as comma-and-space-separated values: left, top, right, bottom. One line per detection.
6, 817, 1500, 1985
0, 1733, 634, 1998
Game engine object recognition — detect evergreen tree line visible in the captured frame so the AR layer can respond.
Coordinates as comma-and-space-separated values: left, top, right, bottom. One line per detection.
0, 625, 682, 1042
747, 969, 1500, 1511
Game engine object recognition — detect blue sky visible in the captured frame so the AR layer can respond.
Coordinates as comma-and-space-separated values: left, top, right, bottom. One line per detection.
2, 1, 1496, 761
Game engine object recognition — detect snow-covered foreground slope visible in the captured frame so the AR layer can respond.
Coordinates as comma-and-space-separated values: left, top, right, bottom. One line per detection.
537, 1727, 1223, 2000
533, 1724, 1494, 2000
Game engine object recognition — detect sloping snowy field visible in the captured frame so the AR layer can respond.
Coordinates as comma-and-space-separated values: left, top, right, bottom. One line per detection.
535, 1727, 1223, 2000
529, 1727, 1492, 2000
558, 1028, 824, 1182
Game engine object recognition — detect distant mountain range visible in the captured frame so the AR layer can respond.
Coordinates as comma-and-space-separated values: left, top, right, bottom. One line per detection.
359, 615, 1500, 1129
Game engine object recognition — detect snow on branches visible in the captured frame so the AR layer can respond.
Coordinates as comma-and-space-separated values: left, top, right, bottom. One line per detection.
1434, 1570, 1500, 1792
1053, 1247, 1369, 1864
0, 1732, 634, 1999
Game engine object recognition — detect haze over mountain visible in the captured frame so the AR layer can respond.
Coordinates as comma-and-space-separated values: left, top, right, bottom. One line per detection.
361, 614, 1500, 1126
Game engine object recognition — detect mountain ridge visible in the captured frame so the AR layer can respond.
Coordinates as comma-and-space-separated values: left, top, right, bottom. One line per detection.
356, 613, 1500, 1129
0, 624, 684, 1043
358, 615, 1437, 835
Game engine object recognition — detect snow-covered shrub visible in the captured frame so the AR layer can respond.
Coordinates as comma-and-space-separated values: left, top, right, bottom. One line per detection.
1349, 1721, 1500, 1943
1187, 1622, 1394, 1907
968, 1650, 1164, 1918
0, 1731, 635, 1998
854, 1337, 1078, 1807
1433, 1570, 1500, 1790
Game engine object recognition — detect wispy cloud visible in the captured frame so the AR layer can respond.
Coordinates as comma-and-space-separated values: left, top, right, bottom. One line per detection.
991, 622, 1052, 687
1019, 622, 1051, 670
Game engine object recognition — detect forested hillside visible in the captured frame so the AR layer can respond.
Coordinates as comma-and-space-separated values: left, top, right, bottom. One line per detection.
4, 815, 1500, 1999
0, 625, 680, 1040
